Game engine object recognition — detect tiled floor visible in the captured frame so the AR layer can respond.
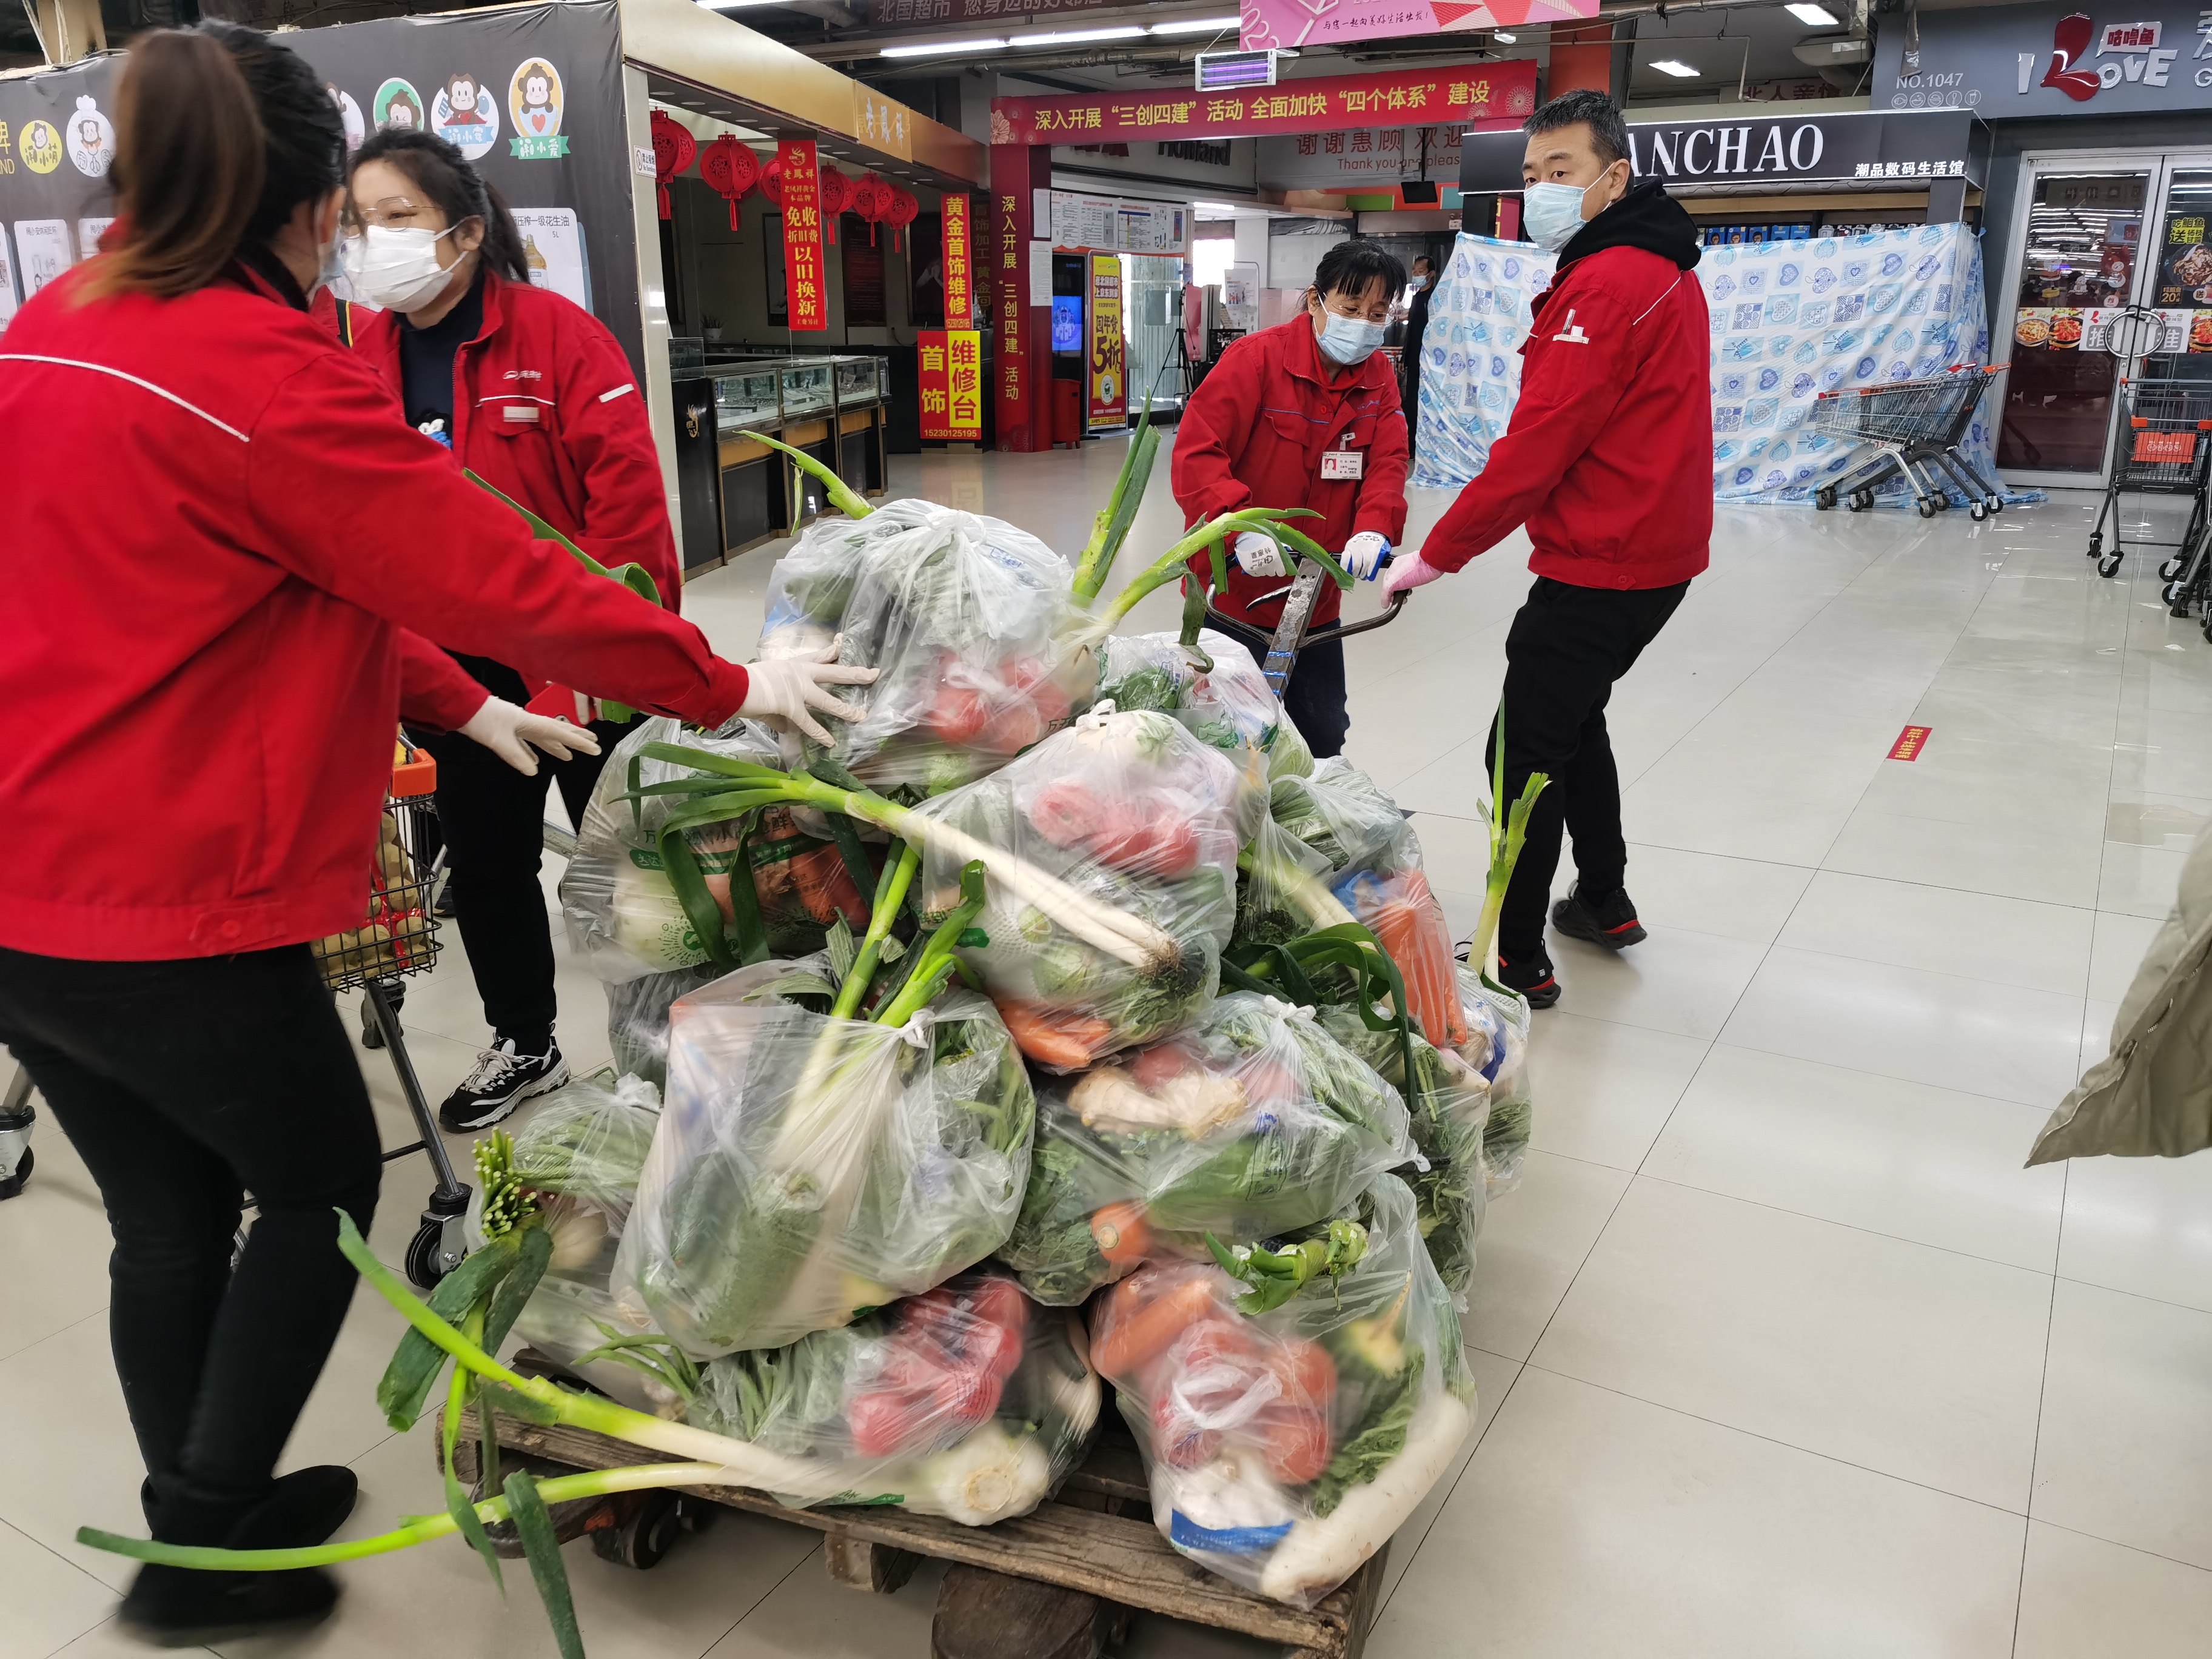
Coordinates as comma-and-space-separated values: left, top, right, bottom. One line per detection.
5, 444, 2211, 1657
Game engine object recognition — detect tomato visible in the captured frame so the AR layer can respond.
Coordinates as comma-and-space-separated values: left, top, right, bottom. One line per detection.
977, 698, 1047, 754
1086, 803, 1155, 870
930, 684, 991, 745
934, 1366, 1004, 1428
1151, 1392, 1221, 1470
963, 1320, 1028, 1381
1147, 818, 1201, 880
1259, 1409, 1332, 1485
848, 1389, 934, 1458
963, 1276, 1032, 1338
1027, 779, 1099, 850
1265, 1338, 1336, 1413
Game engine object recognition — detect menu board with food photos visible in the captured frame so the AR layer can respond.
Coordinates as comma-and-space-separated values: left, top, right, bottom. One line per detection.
2151, 171, 2212, 352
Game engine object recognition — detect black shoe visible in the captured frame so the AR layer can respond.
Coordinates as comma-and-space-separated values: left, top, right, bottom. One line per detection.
438, 1037, 569, 1133
119, 1563, 339, 1646
1552, 883, 1647, 951
1498, 948, 1562, 1010
432, 874, 458, 919
141, 1466, 357, 1547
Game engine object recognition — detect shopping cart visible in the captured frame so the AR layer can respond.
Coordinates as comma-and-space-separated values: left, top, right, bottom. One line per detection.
0, 742, 474, 1285
1810, 363, 2009, 521
308, 739, 473, 1286
2080, 305, 2209, 581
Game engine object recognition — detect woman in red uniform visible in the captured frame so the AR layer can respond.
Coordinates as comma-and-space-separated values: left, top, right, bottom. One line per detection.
0, 24, 865, 1642
332, 129, 685, 1132
1171, 239, 1412, 757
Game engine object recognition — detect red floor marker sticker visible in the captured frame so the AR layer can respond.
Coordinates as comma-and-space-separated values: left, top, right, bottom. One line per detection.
1888, 725, 1932, 761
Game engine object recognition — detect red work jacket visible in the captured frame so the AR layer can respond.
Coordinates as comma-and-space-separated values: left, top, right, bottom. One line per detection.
339, 269, 683, 609
1421, 244, 1712, 589
1172, 316, 1410, 628
0, 263, 746, 963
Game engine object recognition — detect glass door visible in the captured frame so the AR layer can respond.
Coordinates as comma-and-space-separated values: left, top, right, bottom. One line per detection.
1996, 169, 2152, 478
2144, 169, 2212, 389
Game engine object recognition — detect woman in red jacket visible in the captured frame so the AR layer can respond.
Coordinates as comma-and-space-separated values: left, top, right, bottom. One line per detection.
0, 24, 865, 1643
333, 129, 681, 1133
1171, 238, 1412, 757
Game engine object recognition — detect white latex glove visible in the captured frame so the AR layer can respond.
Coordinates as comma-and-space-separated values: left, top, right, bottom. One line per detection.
740, 635, 880, 745
1380, 554, 1447, 598
457, 697, 603, 776
1343, 531, 1392, 581
1233, 530, 1287, 578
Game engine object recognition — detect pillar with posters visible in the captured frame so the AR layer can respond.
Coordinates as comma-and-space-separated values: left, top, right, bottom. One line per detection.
780, 138, 828, 332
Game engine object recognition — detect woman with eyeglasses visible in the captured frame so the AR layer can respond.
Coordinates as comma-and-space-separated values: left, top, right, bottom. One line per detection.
1170, 238, 1412, 759
0, 23, 865, 1642
331, 128, 684, 1136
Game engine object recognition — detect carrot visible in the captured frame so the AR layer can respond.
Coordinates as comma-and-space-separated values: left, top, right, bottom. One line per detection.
1090, 1273, 1221, 1379
1364, 870, 1467, 1050
1091, 1201, 1153, 1267
996, 999, 1113, 1070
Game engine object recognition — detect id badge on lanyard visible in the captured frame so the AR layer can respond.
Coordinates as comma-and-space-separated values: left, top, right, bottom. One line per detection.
1319, 429, 1363, 481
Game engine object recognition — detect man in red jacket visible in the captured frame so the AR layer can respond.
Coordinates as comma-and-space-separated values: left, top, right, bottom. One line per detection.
1173, 238, 1411, 757
1386, 90, 1711, 1008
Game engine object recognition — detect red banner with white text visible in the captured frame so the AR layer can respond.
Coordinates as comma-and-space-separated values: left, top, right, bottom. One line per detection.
779, 139, 828, 332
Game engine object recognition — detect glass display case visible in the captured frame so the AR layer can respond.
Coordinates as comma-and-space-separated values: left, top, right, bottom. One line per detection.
834, 354, 881, 406
779, 360, 835, 418
712, 367, 780, 434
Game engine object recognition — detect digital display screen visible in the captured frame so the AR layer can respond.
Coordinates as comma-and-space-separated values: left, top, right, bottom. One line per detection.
1051, 295, 1084, 352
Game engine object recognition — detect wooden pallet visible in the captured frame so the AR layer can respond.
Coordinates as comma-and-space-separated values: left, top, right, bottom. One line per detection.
448, 1402, 1386, 1659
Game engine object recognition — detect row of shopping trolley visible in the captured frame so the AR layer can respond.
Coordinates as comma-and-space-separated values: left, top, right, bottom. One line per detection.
1810, 362, 2010, 523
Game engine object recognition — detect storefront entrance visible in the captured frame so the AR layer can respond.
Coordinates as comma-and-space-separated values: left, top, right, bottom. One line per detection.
1995, 151, 2212, 486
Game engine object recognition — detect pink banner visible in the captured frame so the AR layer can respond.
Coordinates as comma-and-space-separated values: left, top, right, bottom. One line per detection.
1241, 0, 1598, 53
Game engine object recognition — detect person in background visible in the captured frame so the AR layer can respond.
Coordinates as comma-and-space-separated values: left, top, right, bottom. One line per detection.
1399, 253, 1437, 415
1384, 90, 1710, 1008
335, 128, 682, 1133
1171, 238, 1410, 758
0, 23, 868, 1643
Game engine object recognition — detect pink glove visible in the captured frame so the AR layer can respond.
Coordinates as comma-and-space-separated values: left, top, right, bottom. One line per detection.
1381, 554, 1447, 597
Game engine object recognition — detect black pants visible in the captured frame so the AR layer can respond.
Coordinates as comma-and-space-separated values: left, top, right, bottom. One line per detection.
418, 657, 622, 1045
0, 946, 381, 1513
1241, 628, 1349, 760
1484, 575, 1689, 959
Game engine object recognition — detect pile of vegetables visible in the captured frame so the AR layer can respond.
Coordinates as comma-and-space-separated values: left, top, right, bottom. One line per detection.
907, 706, 1253, 1071
615, 862, 1037, 1355
1088, 1175, 1474, 1609
999, 993, 1413, 1305
1096, 629, 1313, 785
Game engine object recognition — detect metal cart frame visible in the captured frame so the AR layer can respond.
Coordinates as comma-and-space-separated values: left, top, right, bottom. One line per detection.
2079, 306, 2211, 582
1809, 363, 2010, 521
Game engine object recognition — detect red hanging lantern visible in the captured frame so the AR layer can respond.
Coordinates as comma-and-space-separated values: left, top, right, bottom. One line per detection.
649, 110, 695, 221
698, 136, 760, 231
817, 168, 853, 245
851, 172, 893, 246
758, 153, 785, 207
884, 187, 920, 254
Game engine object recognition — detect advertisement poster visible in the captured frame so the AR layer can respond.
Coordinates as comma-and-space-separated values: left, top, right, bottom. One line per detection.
1087, 251, 1125, 431
779, 138, 828, 332
1242, 0, 1596, 53
919, 329, 984, 441
509, 206, 589, 309
12, 220, 72, 298
941, 193, 973, 331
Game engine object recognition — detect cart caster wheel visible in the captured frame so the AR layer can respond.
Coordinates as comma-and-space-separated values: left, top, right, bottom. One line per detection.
2099, 552, 2124, 579
675, 1496, 716, 1535
2164, 580, 2187, 606
0, 1145, 31, 1199
1816, 487, 1837, 511
1987, 496, 2003, 514
404, 1220, 450, 1289
1970, 501, 1988, 521
1917, 498, 1937, 518
2160, 558, 2185, 581
1936, 492, 1952, 511
591, 1492, 683, 1570
2087, 534, 2103, 557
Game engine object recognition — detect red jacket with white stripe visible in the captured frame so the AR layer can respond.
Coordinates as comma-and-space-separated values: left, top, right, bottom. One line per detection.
0, 261, 747, 962
338, 269, 683, 611
1423, 182, 1713, 591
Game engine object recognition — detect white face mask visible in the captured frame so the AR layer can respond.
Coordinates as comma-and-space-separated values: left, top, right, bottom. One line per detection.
341, 223, 465, 313
1523, 181, 1595, 252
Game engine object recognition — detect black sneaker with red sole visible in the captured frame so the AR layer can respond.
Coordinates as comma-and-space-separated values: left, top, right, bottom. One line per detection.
1497, 948, 1562, 1010
1552, 884, 1647, 951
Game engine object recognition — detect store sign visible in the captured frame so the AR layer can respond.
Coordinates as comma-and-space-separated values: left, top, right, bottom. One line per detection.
1087, 252, 1125, 430
941, 193, 973, 331
1259, 122, 1474, 189
991, 60, 1535, 146
919, 329, 984, 441
1869, 0, 2212, 115
1460, 109, 1988, 194
779, 139, 828, 332
1242, 0, 1595, 53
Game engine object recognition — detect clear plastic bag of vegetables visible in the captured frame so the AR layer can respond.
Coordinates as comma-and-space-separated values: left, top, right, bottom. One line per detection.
605, 964, 722, 1089
1458, 967, 1532, 1195
1097, 629, 1313, 783
760, 498, 1096, 796
683, 1268, 1102, 1524
1088, 1174, 1475, 1607
563, 714, 873, 982
1316, 1012, 1489, 1305
1269, 760, 1419, 881
907, 706, 1252, 1071
612, 948, 1036, 1357
997, 993, 1413, 1305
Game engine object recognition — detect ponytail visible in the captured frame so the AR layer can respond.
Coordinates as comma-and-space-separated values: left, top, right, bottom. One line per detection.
481, 181, 532, 284
89, 22, 342, 302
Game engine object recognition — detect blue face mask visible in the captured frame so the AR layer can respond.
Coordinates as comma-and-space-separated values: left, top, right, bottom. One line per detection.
1316, 309, 1387, 366
1522, 180, 1592, 252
